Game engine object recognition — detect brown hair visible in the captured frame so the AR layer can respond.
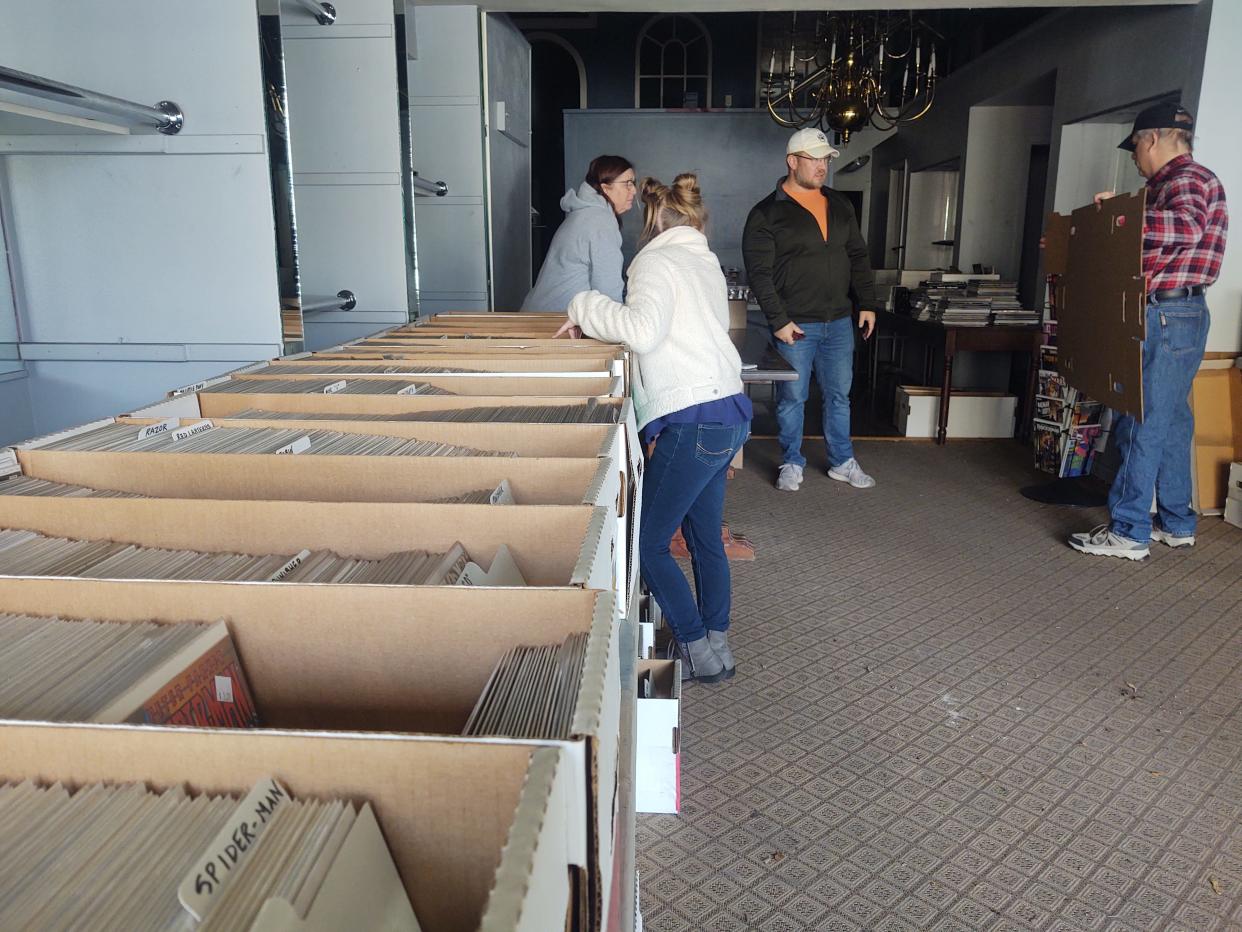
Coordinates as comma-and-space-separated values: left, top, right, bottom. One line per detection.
639, 173, 708, 244
585, 155, 635, 227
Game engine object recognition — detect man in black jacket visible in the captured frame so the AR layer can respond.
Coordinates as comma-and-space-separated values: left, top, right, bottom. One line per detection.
743, 128, 880, 493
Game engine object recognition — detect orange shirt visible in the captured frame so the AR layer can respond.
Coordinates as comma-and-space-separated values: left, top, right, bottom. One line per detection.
782, 181, 829, 241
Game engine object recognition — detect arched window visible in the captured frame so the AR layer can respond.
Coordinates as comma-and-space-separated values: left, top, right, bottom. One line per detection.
634, 14, 712, 109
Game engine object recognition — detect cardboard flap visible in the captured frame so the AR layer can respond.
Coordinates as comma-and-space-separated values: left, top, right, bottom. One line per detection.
478, 747, 573, 932
572, 507, 613, 589
569, 593, 617, 740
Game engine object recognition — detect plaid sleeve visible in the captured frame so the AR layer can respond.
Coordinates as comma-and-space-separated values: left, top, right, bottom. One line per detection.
1144, 173, 1209, 249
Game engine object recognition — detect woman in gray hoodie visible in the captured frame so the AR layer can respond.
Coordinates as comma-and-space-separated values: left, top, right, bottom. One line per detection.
521, 155, 635, 311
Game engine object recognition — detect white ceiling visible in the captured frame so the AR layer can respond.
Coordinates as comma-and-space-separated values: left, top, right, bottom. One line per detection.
465, 1, 1194, 11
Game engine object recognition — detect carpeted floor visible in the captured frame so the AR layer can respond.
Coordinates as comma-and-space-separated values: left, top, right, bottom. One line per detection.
637, 438, 1242, 932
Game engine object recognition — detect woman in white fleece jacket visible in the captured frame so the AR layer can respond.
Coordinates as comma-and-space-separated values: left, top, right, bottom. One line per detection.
560, 174, 752, 684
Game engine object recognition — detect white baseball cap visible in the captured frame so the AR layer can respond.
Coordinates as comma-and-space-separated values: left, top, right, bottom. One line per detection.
786, 128, 840, 160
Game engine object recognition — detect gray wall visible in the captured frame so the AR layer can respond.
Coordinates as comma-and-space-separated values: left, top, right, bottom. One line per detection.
0, 0, 284, 438
1193, 0, 1242, 353
283, 0, 413, 348
563, 109, 798, 275
958, 106, 1053, 278
867, 3, 1212, 268
408, 4, 491, 315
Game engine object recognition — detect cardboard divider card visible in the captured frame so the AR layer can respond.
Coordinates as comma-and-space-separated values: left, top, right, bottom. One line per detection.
270, 550, 312, 582
179, 777, 291, 920
456, 544, 528, 587
275, 436, 312, 456
137, 418, 180, 441
172, 420, 215, 443
321, 381, 347, 395
490, 479, 515, 505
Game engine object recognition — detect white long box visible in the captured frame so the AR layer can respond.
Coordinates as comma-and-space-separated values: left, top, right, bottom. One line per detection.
896, 386, 1017, 439
636, 659, 681, 814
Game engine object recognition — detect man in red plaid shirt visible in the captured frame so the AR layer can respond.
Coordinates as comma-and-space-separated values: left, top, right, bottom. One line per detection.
1071, 102, 1228, 560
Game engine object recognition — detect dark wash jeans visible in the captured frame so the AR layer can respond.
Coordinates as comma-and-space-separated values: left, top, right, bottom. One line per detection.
639, 421, 750, 644
1108, 295, 1210, 543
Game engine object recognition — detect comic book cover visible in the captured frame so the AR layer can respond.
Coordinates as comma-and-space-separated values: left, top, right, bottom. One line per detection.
1033, 418, 1063, 474
131, 626, 260, 728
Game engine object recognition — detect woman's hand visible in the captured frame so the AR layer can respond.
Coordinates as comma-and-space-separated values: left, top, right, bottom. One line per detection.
554, 320, 583, 340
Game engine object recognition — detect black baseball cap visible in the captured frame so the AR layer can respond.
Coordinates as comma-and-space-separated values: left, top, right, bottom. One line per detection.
1118, 102, 1194, 150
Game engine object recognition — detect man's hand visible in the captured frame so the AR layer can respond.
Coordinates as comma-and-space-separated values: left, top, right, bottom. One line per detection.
1093, 191, 1117, 207
773, 321, 805, 345
858, 311, 876, 340
554, 319, 582, 340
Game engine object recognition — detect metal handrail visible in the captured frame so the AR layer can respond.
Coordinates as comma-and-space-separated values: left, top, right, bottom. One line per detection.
302, 290, 356, 314
0, 65, 183, 134
292, 0, 336, 25
412, 175, 448, 197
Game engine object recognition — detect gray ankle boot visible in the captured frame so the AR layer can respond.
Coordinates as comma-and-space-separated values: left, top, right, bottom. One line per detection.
706, 630, 736, 679
678, 637, 726, 684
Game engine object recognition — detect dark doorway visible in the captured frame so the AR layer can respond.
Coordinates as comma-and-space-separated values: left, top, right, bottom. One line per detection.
1018, 144, 1050, 310
529, 38, 583, 280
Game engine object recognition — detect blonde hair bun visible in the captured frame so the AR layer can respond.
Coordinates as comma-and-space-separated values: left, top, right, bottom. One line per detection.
640, 172, 708, 242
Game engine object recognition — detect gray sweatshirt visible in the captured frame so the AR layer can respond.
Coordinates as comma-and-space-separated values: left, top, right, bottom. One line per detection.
521, 182, 624, 311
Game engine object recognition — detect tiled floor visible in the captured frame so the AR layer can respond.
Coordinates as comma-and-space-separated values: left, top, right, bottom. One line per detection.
637, 439, 1242, 932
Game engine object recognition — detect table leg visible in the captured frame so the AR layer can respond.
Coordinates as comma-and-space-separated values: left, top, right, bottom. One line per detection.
938, 352, 953, 445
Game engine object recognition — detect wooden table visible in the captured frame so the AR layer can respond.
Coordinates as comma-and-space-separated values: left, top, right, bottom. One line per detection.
874, 311, 1044, 444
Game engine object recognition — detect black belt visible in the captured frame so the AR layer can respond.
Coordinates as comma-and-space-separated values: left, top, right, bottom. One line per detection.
1149, 285, 1205, 303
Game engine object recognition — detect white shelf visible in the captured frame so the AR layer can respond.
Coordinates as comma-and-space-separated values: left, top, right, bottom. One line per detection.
0, 99, 129, 136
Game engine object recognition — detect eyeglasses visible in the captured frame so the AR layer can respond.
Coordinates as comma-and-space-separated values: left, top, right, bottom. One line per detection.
793, 154, 831, 165
605, 179, 637, 188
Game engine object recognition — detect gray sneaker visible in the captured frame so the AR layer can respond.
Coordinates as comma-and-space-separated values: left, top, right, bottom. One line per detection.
1068, 524, 1149, 560
1151, 528, 1195, 548
828, 457, 876, 489
776, 463, 803, 492
707, 630, 736, 679
668, 637, 726, 684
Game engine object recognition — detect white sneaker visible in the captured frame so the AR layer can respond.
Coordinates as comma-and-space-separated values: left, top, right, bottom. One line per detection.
828, 458, 875, 489
776, 463, 803, 492
1068, 524, 1149, 560
1151, 528, 1195, 548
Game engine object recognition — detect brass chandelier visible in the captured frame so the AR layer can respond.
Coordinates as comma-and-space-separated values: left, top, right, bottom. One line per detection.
761, 12, 940, 142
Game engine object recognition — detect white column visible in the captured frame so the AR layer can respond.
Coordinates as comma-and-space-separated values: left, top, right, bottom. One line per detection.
1194, 0, 1242, 353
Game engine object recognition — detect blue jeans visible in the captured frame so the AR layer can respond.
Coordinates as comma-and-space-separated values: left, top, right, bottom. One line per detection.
639, 421, 750, 644
773, 317, 855, 468
1108, 296, 1210, 543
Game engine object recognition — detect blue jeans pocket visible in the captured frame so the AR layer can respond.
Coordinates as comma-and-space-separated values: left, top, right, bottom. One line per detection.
1161, 310, 1204, 356
694, 424, 742, 467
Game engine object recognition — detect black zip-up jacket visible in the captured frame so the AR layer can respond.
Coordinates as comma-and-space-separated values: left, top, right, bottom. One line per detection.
742, 178, 880, 333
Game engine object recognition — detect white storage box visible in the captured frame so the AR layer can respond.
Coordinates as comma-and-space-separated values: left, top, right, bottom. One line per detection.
1226, 464, 1242, 529
636, 660, 681, 814
895, 386, 1017, 439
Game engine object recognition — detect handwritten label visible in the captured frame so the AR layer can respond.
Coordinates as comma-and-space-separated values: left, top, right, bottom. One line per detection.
274, 436, 311, 456
178, 777, 290, 920
171, 380, 208, 397
214, 675, 234, 703
489, 479, 515, 506
322, 380, 347, 394
137, 418, 180, 441
396, 384, 422, 396
269, 549, 311, 582
171, 420, 215, 443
